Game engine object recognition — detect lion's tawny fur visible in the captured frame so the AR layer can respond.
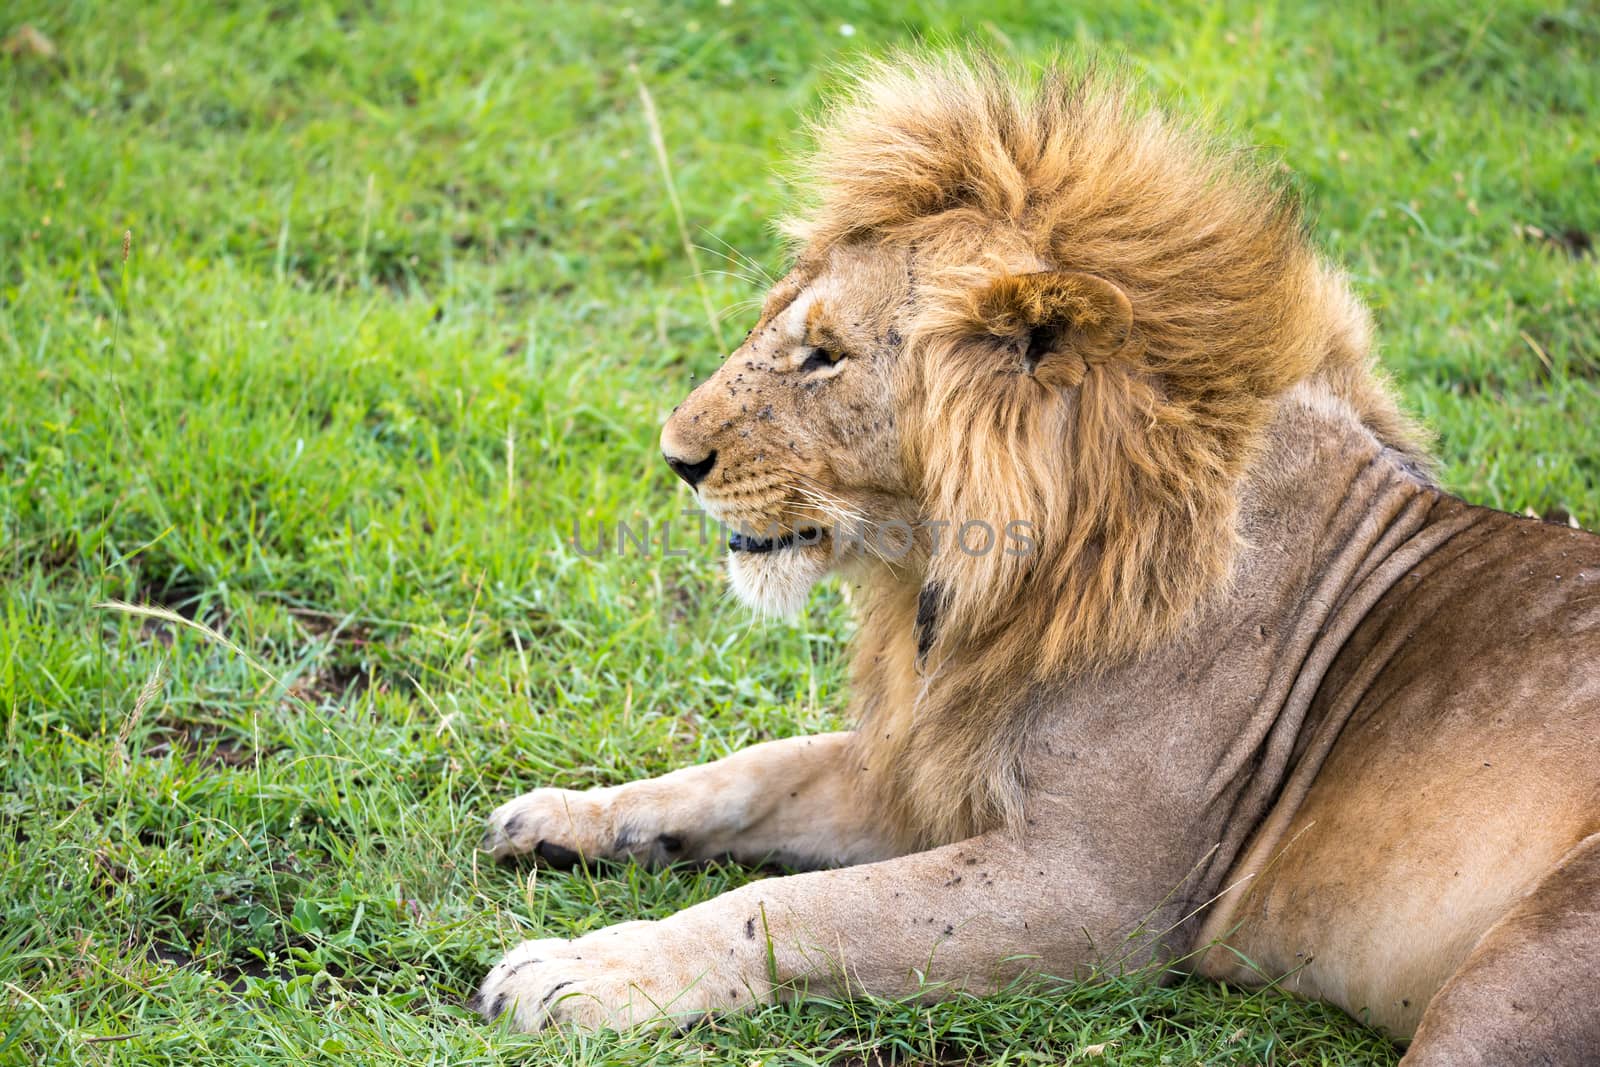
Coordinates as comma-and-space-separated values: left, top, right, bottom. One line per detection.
481, 56, 1600, 1056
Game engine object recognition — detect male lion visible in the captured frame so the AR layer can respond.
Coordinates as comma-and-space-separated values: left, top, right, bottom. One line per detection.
476, 55, 1600, 1062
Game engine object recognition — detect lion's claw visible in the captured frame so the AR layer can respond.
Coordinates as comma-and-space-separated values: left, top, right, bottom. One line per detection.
480, 787, 613, 863
476, 920, 734, 1032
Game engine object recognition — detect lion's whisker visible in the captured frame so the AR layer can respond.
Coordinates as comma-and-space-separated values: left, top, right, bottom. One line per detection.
696, 267, 770, 291
696, 232, 777, 287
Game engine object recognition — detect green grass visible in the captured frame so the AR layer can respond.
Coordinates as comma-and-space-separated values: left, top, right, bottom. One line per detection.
1, 1, 1595, 1063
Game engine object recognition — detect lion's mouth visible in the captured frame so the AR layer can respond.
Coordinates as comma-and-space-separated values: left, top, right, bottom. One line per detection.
726, 526, 826, 555
721, 521, 835, 616
727, 531, 795, 554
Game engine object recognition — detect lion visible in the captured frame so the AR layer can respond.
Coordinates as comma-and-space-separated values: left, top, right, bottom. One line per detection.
474, 54, 1600, 1062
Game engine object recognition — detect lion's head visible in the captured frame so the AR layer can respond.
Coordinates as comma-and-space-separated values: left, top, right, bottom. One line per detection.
660, 240, 917, 616
661, 53, 1425, 697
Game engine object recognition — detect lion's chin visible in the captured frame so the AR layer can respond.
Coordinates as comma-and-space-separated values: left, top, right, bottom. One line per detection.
726, 542, 832, 617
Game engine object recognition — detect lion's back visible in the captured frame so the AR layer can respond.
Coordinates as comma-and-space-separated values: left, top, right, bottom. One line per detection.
1203, 498, 1600, 1038
1337, 497, 1600, 748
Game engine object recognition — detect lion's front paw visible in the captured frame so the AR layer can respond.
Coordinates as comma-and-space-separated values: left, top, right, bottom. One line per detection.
475, 921, 747, 1033
480, 787, 613, 865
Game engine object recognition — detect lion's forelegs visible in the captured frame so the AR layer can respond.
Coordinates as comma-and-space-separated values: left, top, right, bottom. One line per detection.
481, 731, 899, 870
1401, 830, 1600, 1066
476, 827, 1150, 1032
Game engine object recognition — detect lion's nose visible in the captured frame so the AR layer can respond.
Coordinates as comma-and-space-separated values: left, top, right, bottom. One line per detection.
664, 450, 717, 488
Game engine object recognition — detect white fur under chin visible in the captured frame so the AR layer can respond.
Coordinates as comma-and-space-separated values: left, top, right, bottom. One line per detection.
726, 546, 831, 617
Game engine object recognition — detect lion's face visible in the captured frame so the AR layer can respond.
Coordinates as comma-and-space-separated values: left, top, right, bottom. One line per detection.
660, 241, 917, 614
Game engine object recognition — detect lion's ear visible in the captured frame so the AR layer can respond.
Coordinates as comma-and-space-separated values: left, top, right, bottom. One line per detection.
973, 271, 1133, 385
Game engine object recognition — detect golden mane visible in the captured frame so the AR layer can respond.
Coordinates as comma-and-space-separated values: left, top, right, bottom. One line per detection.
787, 54, 1431, 847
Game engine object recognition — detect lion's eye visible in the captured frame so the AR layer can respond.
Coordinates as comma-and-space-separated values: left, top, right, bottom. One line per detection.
798, 346, 845, 374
